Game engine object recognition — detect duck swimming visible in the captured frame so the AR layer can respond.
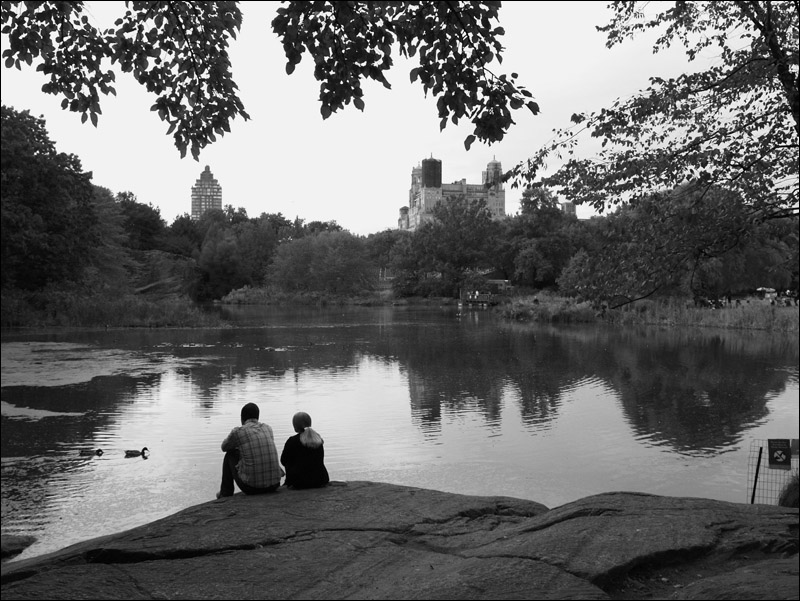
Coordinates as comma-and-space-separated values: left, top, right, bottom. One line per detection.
79, 449, 103, 457
124, 447, 149, 458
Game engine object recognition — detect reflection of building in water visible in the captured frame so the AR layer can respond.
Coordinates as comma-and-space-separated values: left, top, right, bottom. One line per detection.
191, 165, 223, 220
407, 369, 442, 433
398, 157, 505, 231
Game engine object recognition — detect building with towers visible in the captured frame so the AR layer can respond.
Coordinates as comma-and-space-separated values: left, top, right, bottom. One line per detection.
190, 165, 223, 220
398, 157, 505, 231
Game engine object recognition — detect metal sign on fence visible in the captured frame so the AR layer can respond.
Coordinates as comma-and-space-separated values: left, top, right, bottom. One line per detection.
767, 439, 791, 470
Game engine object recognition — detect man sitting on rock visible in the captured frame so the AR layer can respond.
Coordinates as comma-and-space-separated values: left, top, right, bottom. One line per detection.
217, 402, 284, 498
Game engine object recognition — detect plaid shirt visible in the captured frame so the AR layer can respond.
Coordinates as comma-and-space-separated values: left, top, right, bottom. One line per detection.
221, 419, 284, 488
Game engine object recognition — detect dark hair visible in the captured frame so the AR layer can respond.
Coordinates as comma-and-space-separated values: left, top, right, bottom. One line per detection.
241, 402, 260, 422
292, 411, 312, 432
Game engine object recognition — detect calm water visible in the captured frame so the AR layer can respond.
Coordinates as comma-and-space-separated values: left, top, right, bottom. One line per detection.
1, 306, 798, 562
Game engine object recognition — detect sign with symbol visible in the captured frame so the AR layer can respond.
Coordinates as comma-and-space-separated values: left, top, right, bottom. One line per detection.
767, 439, 791, 470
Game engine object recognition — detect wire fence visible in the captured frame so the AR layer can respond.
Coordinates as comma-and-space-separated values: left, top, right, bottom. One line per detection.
746, 438, 799, 505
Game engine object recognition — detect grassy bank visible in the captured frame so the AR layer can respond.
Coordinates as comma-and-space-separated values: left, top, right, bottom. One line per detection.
1, 289, 224, 329
4, 285, 797, 333
219, 285, 392, 307
501, 292, 800, 332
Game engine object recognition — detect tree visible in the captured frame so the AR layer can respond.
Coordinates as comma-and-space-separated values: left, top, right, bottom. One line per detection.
224, 205, 250, 226
267, 230, 375, 295
163, 213, 202, 257
513, 236, 573, 288
273, 1, 538, 150
258, 212, 294, 241
196, 222, 250, 300
508, 2, 798, 224
84, 185, 133, 290
2, 1, 537, 158
233, 218, 280, 287
556, 184, 768, 305
415, 196, 498, 296
304, 220, 343, 236
388, 229, 432, 297
116, 191, 166, 251
490, 187, 577, 288
365, 228, 407, 276
519, 185, 560, 215
1, 105, 97, 290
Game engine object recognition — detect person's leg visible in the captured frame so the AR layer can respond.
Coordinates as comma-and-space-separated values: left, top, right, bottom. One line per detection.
235, 479, 279, 495
218, 450, 239, 498
219, 449, 279, 497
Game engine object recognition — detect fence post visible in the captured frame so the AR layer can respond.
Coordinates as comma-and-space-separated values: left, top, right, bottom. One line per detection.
751, 446, 763, 504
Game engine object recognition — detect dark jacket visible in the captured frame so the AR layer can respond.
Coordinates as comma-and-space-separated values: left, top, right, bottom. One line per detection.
280, 434, 330, 489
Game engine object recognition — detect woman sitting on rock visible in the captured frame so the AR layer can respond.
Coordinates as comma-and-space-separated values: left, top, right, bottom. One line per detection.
280, 412, 330, 489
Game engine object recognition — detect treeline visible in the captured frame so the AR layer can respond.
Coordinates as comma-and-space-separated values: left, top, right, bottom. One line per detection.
2, 105, 798, 328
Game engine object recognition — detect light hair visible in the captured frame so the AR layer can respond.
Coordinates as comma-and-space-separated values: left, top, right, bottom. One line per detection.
293, 411, 324, 448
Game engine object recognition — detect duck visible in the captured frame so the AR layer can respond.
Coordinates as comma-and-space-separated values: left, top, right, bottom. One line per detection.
79, 448, 103, 457
125, 447, 149, 458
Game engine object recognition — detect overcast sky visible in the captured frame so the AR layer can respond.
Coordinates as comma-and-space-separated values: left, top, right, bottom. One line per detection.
1, 1, 702, 235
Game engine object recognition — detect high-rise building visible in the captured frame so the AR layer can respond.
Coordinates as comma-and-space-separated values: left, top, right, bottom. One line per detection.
398, 157, 505, 231
190, 165, 222, 220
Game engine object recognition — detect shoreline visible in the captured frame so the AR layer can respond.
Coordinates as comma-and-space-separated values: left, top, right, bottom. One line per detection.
2, 482, 797, 600
3, 291, 797, 332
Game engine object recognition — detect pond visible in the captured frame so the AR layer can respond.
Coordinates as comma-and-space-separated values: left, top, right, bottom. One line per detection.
1, 305, 798, 562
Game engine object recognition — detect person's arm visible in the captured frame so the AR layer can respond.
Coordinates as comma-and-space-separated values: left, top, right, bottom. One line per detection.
280, 437, 293, 467
221, 427, 239, 452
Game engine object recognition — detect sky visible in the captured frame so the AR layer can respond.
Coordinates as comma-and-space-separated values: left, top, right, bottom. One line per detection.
0, 1, 703, 236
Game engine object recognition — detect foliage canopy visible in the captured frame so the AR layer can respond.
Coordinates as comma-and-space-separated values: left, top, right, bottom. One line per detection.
1, 104, 97, 289
1, 1, 537, 158
508, 1, 799, 223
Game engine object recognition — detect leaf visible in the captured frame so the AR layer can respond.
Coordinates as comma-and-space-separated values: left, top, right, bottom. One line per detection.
286, 62, 295, 75
464, 134, 476, 151
320, 105, 331, 119
353, 97, 364, 111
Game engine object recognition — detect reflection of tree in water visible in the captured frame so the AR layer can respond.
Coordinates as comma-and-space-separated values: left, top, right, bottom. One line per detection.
504, 330, 580, 429
0, 373, 162, 514
372, 324, 583, 432
29, 319, 792, 459
1, 374, 161, 457
380, 325, 511, 431
166, 330, 364, 406
382, 320, 797, 455
604, 329, 795, 454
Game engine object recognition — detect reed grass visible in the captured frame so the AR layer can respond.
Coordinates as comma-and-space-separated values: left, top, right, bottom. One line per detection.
500, 292, 597, 324
501, 293, 799, 332
220, 285, 386, 307
1, 289, 222, 329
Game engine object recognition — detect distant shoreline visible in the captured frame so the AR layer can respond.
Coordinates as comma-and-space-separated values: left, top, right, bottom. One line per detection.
2, 290, 797, 332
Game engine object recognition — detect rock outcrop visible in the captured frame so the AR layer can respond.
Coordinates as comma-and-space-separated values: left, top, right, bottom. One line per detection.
1, 481, 797, 600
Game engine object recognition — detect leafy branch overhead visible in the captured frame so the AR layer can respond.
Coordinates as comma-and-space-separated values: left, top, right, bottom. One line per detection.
507, 1, 798, 223
272, 1, 538, 150
1, 1, 248, 160
1, 1, 537, 159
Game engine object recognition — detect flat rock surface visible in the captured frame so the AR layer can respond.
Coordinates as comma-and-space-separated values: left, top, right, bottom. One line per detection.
1, 481, 797, 600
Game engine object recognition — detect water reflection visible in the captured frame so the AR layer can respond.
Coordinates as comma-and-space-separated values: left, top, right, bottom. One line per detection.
1, 307, 797, 561
576, 327, 791, 454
